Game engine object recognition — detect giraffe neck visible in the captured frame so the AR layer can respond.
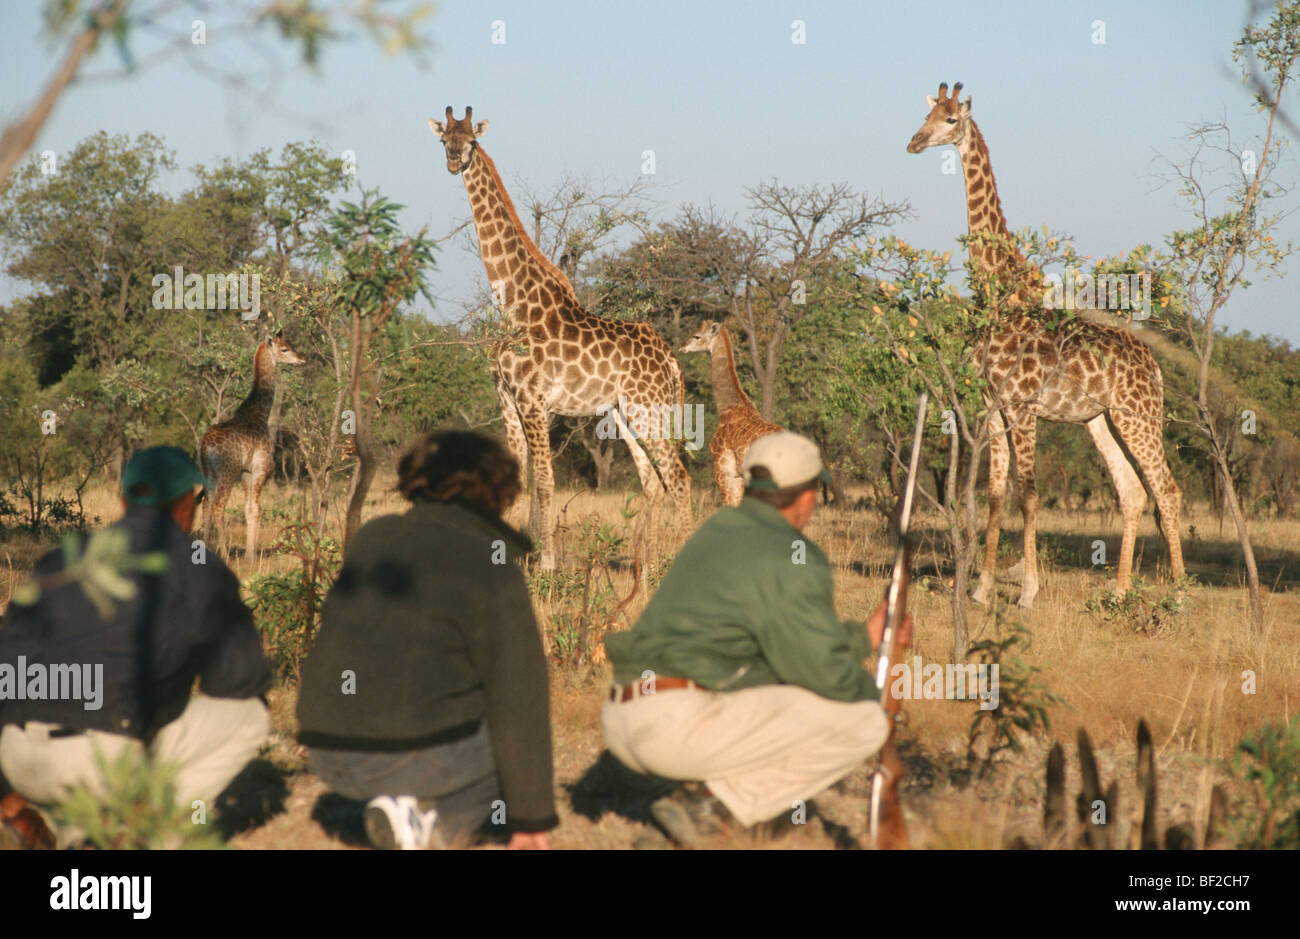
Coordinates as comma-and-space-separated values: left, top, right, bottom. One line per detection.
956, 120, 1022, 274
230, 342, 276, 431
957, 120, 1045, 319
462, 146, 576, 323
711, 329, 755, 413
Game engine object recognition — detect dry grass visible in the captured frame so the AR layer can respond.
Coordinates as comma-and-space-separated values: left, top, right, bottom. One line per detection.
3, 473, 1297, 849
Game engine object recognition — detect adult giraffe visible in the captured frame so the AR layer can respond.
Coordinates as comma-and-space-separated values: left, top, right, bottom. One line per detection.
428, 107, 691, 569
906, 82, 1184, 608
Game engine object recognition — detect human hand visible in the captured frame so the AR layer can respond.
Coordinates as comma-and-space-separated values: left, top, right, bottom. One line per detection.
866, 599, 913, 651
507, 831, 550, 850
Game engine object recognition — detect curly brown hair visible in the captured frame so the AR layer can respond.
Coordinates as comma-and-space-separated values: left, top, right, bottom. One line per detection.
396, 430, 522, 516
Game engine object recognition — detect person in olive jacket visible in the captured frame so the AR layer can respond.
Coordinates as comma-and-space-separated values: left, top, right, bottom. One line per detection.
297, 430, 556, 850
603, 431, 911, 845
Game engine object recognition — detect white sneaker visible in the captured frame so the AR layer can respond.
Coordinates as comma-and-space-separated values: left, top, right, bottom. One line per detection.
364, 795, 442, 850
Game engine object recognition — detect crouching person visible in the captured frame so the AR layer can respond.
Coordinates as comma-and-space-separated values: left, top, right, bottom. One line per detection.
0, 447, 272, 848
297, 431, 557, 850
602, 431, 911, 846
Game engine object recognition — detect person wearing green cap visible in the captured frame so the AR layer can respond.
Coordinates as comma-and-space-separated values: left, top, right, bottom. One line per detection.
0, 446, 271, 847
601, 431, 912, 846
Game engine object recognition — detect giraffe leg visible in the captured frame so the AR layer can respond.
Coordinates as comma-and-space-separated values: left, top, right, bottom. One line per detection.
1008, 412, 1040, 608
1085, 415, 1146, 594
494, 373, 531, 534
518, 403, 556, 570
619, 430, 667, 547
656, 441, 693, 529
1108, 410, 1185, 585
715, 448, 741, 507
245, 452, 271, 561
208, 475, 235, 558
973, 408, 1009, 606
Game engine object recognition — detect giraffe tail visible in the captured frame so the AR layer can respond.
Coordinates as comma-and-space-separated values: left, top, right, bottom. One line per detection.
195, 444, 213, 506
671, 352, 685, 414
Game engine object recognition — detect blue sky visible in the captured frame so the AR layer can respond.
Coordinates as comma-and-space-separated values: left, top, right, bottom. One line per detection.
2, 0, 1297, 342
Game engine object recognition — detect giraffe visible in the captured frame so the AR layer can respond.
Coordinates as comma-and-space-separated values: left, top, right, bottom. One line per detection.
199, 332, 304, 559
906, 82, 1185, 608
428, 107, 692, 569
680, 320, 783, 506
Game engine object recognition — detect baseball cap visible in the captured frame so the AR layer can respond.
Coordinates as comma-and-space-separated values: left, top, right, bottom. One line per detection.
742, 431, 833, 490
121, 446, 210, 506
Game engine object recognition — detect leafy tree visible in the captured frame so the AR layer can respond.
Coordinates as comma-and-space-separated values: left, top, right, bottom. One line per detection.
1153, 1, 1300, 629
0, 0, 434, 188
319, 189, 436, 546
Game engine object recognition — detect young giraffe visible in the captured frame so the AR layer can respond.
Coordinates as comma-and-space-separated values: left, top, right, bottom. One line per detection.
199, 332, 304, 558
680, 320, 782, 506
428, 107, 691, 568
906, 82, 1185, 608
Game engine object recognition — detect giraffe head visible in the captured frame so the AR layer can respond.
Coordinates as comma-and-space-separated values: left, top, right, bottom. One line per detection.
266, 330, 305, 365
906, 82, 971, 153
680, 320, 722, 354
427, 106, 490, 174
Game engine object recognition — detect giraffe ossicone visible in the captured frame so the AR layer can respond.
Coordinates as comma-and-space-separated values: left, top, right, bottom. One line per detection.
906, 82, 1185, 608
429, 107, 692, 569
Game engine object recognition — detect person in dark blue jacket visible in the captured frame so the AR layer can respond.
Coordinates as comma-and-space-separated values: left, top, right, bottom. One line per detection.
0, 446, 271, 846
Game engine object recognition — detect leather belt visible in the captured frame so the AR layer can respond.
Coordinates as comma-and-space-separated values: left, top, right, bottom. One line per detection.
608, 676, 704, 703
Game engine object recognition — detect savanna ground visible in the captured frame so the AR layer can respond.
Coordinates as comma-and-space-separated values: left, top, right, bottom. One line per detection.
3, 472, 1297, 850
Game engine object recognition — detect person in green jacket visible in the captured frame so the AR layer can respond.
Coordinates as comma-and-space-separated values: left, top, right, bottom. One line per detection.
602, 430, 911, 845
297, 431, 556, 850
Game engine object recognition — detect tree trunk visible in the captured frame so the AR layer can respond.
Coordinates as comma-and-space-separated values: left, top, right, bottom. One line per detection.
343, 311, 372, 548
1211, 447, 1264, 628
0, 0, 127, 187
582, 435, 615, 489
826, 466, 848, 507
344, 428, 376, 549
948, 422, 971, 661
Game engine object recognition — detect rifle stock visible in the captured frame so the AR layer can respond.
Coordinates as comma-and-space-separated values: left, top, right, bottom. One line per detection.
870, 538, 913, 849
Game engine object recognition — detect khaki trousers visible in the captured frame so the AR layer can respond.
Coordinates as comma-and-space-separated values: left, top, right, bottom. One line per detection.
601, 683, 889, 826
0, 694, 270, 839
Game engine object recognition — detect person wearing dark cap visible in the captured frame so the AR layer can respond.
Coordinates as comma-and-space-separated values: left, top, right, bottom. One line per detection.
296, 430, 557, 850
0, 446, 271, 846
602, 430, 912, 846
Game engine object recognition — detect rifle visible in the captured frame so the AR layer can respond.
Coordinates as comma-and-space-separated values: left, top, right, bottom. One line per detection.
868, 391, 927, 850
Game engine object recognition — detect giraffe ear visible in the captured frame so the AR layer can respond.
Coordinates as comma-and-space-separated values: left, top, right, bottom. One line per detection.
959, 97, 972, 116
428, 119, 447, 138
473, 120, 490, 138
926, 95, 938, 109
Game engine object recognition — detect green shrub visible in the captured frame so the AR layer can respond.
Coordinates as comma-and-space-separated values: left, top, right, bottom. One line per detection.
54, 746, 225, 849
246, 523, 339, 681
966, 610, 1065, 779
1230, 717, 1300, 849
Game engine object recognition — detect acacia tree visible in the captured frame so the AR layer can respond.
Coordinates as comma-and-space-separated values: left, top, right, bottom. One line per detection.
321, 190, 436, 547
609, 184, 908, 422
1156, 2, 1300, 630
837, 224, 1094, 658
832, 237, 988, 658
